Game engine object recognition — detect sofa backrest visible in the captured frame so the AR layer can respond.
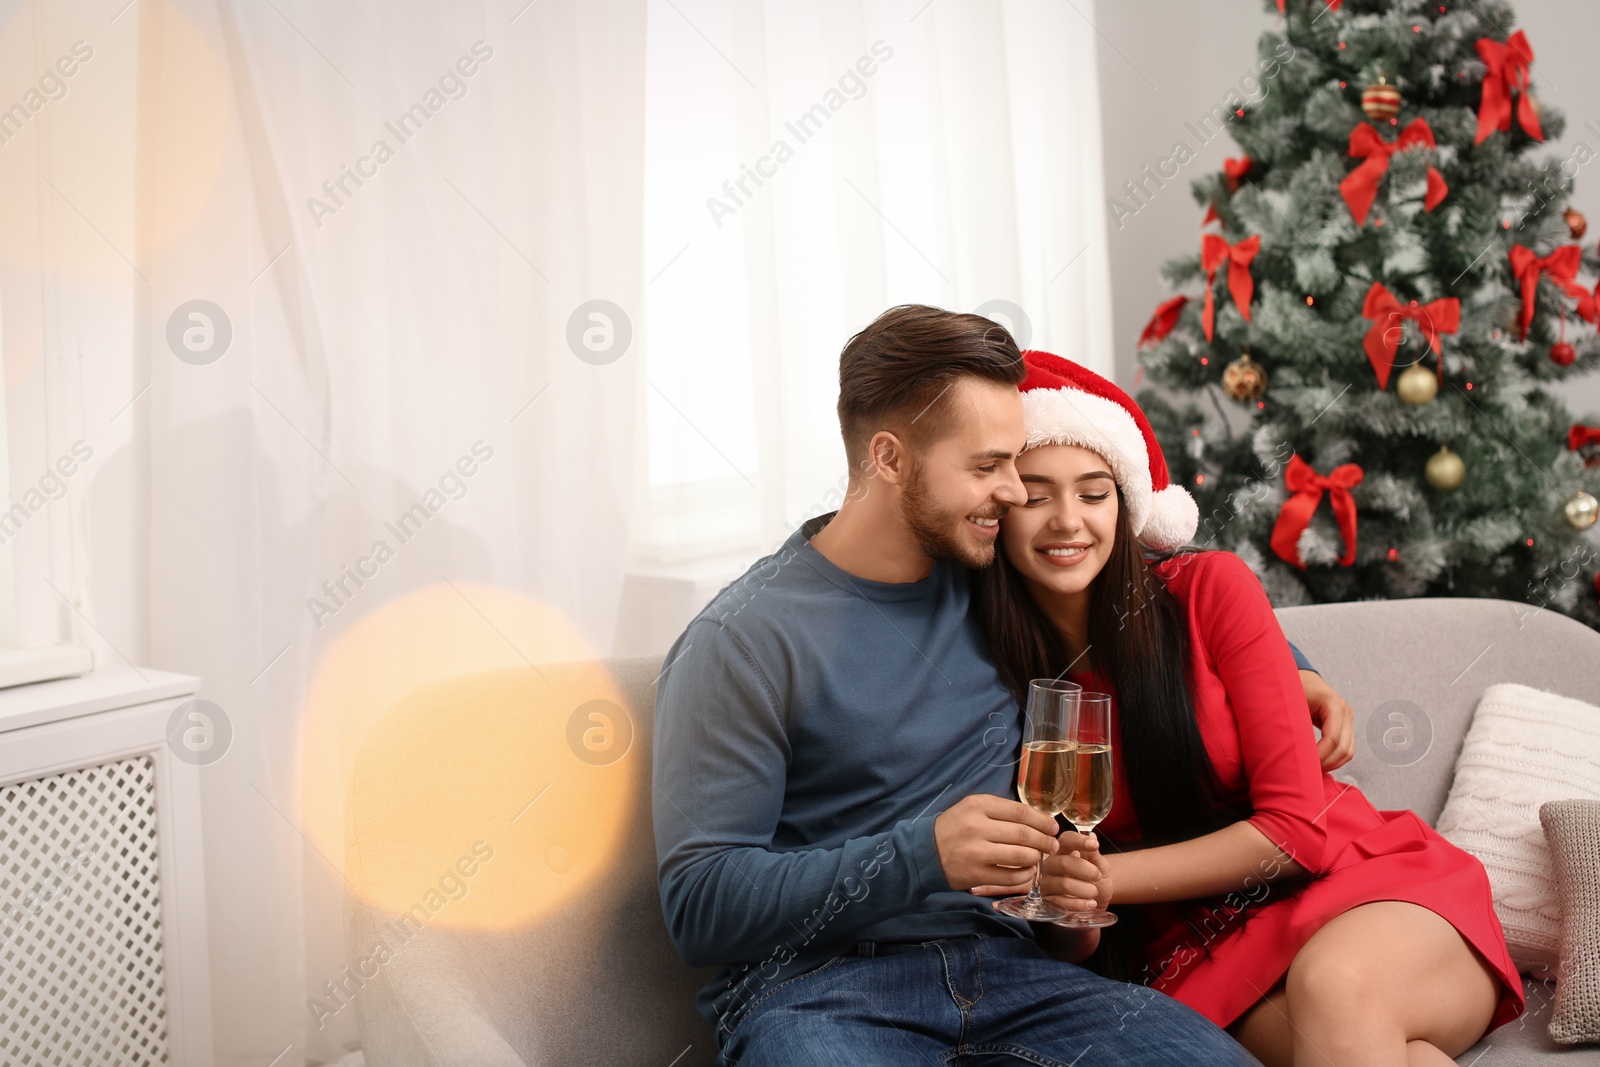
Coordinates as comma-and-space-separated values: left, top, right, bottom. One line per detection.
1273, 597, 1600, 823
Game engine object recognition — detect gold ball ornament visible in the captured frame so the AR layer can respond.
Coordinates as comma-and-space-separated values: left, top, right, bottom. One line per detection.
1397, 362, 1438, 405
1425, 446, 1465, 490
1564, 490, 1599, 530
1222, 353, 1268, 402
1361, 78, 1402, 122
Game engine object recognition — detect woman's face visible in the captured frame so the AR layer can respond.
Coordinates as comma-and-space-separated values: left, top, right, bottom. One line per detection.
999, 443, 1119, 598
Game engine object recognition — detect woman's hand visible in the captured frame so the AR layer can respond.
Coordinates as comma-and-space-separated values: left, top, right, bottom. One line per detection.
1039, 830, 1111, 911
1300, 669, 1356, 772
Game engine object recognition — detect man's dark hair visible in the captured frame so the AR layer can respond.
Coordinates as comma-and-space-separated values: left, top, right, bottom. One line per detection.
837, 304, 1024, 474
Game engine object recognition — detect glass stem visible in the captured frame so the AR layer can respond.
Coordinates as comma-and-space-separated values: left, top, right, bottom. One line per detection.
1025, 864, 1044, 904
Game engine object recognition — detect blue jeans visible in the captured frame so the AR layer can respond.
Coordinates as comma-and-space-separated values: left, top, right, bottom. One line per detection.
718, 934, 1260, 1066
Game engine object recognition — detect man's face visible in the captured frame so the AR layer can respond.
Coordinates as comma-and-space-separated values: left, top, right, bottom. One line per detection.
897, 379, 1028, 568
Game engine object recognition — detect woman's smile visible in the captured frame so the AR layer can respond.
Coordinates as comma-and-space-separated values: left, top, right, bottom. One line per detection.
1034, 541, 1093, 566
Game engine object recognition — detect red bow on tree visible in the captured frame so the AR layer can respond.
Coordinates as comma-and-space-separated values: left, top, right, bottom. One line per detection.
1201, 234, 1259, 342
1360, 282, 1461, 390
1508, 244, 1597, 341
1338, 119, 1449, 226
1571, 423, 1600, 464
1224, 156, 1254, 193
1475, 31, 1543, 145
1271, 455, 1363, 570
1204, 157, 1255, 224
1139, 296, 1188, 348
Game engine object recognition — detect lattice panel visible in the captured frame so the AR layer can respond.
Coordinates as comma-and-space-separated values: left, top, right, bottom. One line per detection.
0, 755, 170, 1065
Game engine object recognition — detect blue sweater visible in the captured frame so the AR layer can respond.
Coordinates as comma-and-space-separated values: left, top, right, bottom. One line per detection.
652, 518, 1317, 1030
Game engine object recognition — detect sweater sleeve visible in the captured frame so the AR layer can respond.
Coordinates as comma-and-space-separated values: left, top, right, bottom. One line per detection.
651, 619, 951, 969
1190, 553, 1329, 873
1288, 642, 1315, 673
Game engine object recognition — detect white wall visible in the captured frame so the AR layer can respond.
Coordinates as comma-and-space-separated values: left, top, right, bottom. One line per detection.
1094, 0, 1600, 427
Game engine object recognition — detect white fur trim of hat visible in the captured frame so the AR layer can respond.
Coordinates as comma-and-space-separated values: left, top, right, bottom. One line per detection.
1017, 350, 1199, 553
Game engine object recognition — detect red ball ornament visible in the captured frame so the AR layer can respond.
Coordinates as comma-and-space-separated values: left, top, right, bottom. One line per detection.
1552, 342, 1577, 366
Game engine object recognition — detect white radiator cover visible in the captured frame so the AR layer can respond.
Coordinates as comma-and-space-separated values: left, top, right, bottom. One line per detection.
1, 755, 169, 1064
0, 667, 210, 1066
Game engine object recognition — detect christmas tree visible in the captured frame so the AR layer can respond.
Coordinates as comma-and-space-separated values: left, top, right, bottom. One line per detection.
1136, 0, 1600, 629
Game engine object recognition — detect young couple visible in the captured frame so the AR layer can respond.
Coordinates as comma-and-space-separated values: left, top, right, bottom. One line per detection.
653, 305, 1523, 1066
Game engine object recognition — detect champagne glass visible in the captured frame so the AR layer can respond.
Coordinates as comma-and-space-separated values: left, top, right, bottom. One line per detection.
993, 678, 1081, 922
1053, 691, 1118, 928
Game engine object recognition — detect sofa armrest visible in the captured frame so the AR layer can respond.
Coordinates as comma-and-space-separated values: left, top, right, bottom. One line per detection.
346, 895, 527, 1067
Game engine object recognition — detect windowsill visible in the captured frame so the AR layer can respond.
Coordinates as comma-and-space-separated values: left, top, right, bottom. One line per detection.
0, 644, 95, 690
631, 473, 764, 568
614, 542, 774, 657
626, 544, 765, 583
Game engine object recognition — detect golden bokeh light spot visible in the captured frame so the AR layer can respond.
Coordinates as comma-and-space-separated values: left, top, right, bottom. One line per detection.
301, 582, 636, 930
0, 1, 231, 280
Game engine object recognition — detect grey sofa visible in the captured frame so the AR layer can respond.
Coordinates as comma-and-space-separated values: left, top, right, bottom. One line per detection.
348, 597, 1600, 1066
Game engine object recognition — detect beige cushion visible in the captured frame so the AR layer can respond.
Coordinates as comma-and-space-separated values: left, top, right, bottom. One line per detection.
1435, 684, 1600, 978
1540, 800, 1600, 1044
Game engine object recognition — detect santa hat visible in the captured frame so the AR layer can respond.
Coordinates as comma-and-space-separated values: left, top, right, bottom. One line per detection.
1017, 349, 1198, 553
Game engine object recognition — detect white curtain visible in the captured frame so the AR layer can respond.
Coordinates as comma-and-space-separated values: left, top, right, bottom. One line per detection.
9, 0, 646, 1061
1, 0, 1106, 1061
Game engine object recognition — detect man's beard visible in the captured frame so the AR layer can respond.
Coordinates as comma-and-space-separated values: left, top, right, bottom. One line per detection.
900, 461, 1002, 569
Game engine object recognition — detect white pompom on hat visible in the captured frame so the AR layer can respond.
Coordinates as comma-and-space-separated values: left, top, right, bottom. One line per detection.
1017, 349, 1198, 553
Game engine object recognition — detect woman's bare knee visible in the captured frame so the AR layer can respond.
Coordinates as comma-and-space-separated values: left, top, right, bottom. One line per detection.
1282, 902, 1500, 1057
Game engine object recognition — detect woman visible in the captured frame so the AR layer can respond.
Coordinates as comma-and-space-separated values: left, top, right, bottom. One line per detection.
973, 350, 1523, 1067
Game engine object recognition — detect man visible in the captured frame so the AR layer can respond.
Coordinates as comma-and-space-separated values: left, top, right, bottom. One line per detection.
653, 305, 1353, 1065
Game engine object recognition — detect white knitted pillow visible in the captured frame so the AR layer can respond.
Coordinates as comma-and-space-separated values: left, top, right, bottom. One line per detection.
1435, 683, 1600, 979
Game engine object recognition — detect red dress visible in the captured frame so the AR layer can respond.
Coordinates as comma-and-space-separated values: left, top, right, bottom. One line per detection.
1070, 550, 1524, 1033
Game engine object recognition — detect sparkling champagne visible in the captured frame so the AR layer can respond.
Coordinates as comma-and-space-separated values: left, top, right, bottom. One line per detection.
1062, 743, 1113, 830
1017, 739, 1075, 816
